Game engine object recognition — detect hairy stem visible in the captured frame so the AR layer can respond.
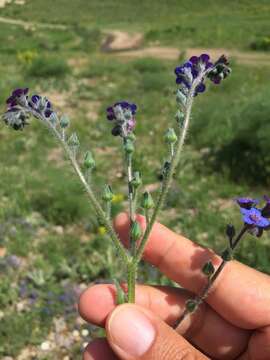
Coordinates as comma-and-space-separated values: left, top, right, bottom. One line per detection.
135, 77, 202, 264
35, 113, 129, 265
173, 225, 248, 328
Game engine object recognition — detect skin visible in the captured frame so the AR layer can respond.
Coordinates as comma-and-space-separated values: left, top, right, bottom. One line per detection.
79, 213, 270, 360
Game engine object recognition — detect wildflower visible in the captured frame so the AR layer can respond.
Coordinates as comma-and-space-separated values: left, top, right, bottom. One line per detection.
175, 54, 231, 97
240, 207, 270, 237
6, 88, 29, 108
106, 101, 137, 137
207, 55, 231, 84
236, 197, 259, 209
2, 107, 29, 130
174, 54, 212, 96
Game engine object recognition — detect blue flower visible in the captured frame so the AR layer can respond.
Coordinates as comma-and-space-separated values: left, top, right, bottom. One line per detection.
241, 207, 270, 229
174, 54, 213, 96
236, 197, 259, 209
106, 101, 137, 137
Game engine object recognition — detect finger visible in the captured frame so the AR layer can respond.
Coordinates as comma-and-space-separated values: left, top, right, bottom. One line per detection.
237, 326, 270, 360
106, 304, 209, 360
114, 213, 270, 329
79, 284, 250, 359
83, 338, 119, 360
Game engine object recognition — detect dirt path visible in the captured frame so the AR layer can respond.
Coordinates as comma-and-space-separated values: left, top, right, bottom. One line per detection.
0, 12, 269, 67
102, 31, 270, 66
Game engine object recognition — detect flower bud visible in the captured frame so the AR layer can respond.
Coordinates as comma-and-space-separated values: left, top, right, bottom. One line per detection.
226, 224, 235, 239
176, 89, 187, 105
126, 132, 136, 142
221, 248, 233, 261
84, 151, 95, 170
202, 261, 215, 277
141, 191, 154, 210
68, 133, 80, 147
165, 128, 177, 144
124, 139, 134, 154
131, 171, 142, 189
175, 110, 184, 124
131, 221, 142, 241
185, 299, 197, 313
102, 184, 113, 202
60, 115, 70, 128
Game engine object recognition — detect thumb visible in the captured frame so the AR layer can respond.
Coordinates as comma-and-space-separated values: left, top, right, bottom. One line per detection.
106, 304, 208, 360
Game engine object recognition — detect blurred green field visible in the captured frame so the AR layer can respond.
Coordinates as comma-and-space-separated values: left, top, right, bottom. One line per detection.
0, 1, 270, 358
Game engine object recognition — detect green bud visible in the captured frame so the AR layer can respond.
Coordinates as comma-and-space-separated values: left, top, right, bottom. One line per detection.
131, 171, 142, 189
176, 89, 187, 105
84, 151, 95, 170
60, 115, 70, 128
102, 184, 113, 202
126, 132, 136, 142
124, 139, 134, 154
68, 132, 80, 147
202, 261, 215, 277
131, 221, 142, 241
165, 128, 177, 144
221, 248, 233, 262
185, 299, 197, 313
141, 191, 154, 210
175, 110, 184, 124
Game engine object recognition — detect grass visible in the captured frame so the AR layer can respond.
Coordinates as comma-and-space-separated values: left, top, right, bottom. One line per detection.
0, 1, 270, 358
1, 0, 270, 49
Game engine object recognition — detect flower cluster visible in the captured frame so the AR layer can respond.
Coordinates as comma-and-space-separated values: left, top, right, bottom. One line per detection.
236, 196, 270, 237
106, 101, 137, 137
2, 88, 55, 130
174, 53, 231, 98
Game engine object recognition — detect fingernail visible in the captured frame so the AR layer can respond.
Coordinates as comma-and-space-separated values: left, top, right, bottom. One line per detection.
108, 305, 156, 357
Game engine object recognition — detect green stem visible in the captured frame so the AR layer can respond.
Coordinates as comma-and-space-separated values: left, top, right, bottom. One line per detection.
127, 260, 137, 303
173, 225, 248, 328
135, 78, 201, 264
36, 116, 129, 266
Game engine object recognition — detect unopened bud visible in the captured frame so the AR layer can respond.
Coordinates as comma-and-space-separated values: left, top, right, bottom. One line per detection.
175, 110, 184, 124
176, 89, 187, 105
141, 191, 154, 210
84, 151, 95, 170
131, 221, 142, 241
126, 132, 136, 142
68, 133, 79, 147
131, 171, 142, 189
102, 184, 113, 202
221, 248, 233, 262
60, 115, 70, 128
226, 224, 235, 240
165, 128, 177, 144
124, 139, 134, 154
185, 299, 197, 313
202, 261, 215, 277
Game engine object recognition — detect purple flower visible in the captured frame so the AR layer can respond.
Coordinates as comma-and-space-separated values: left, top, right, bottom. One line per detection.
106, 101, 137, 137
241, 207, 270, 229
207, 55, 231, 84
6, 88, 29, 108
236, 197, 259, 209
174, 54, 213, 96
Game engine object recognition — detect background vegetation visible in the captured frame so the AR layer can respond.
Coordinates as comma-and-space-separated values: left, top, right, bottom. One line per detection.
0, 0, 270, 358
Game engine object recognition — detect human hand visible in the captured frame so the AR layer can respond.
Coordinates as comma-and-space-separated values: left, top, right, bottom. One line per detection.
79, 213, 270, 359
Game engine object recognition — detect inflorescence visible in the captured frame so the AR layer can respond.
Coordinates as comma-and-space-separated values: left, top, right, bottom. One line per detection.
236, 196, 270, 237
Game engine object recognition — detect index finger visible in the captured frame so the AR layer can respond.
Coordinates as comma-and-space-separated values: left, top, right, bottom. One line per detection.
115, 213, 270, 329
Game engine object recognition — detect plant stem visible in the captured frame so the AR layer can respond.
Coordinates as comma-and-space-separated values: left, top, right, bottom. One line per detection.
135, 78, 201, 264
173, 225, 248, 328
35, 114, 129, 266
127, 260, 137, 303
